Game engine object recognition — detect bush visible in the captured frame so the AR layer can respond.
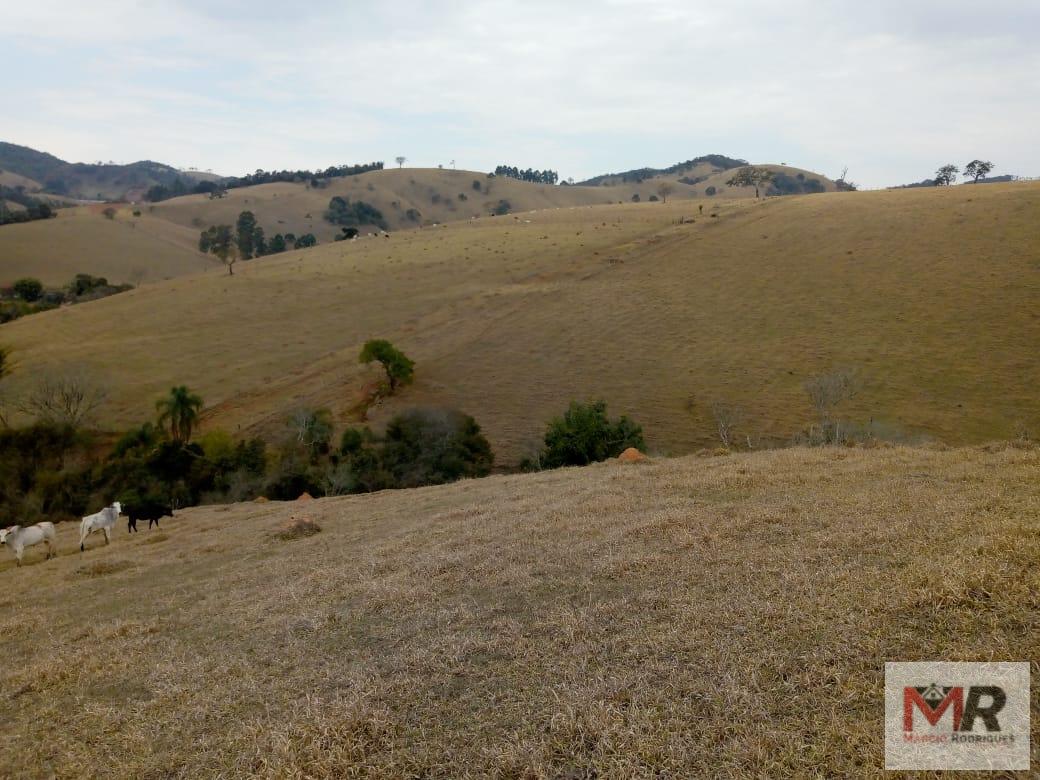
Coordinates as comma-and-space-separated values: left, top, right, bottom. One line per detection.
378, 408, 493, 488
648, 195, 659, 202
704, 186, 717, 196
13, 278, 43, 302
492, 199, 511, 215
324, 197, 388, 230
537, 400, 645, 468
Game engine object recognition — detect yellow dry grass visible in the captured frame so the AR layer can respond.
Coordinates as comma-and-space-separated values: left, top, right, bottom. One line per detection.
147, 165, 821, 241
0, 206, 215, 286
2, 181, 1038, 463
1, 443, 1037, 777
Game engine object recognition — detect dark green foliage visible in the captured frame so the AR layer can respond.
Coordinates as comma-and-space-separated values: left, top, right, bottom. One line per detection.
378, 409, 493, 488
472, 179, 482, 192
964, 160, 994, 183
199, 225, 236, 272
1, 274, 131, 323
492, 199, 511, 216
13, 278, 43, 302
766, 173, 826, 196
537, 400, 645, 468
359, 339, 415, 392
235, 211, 258, 258
648, 195, 659, 202
493, 166, 558, 185
704, 185, 717, 196
0, 423, 91, 524
934, 164, 959, 186
334, 227, 359, 241
631, 193, 641, 202
155, 386, 204, 442
0, 186, 58, 226
293, 233, 317, 249
144, 178, 190, 202
224, 162, 383, 191
324, 196, 388, 230
268, 234, 287, 253
405, 208, 422, 222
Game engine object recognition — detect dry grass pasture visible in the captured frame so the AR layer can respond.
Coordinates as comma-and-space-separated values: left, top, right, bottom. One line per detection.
0, 206, 215, 286
2, 181, 1038, 462
0, 444, 1037, 777
148, 164, 834, 240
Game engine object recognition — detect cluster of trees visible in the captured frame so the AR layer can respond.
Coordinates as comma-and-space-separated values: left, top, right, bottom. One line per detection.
0, 274, 133, 323
933, 160, 994, 187
324, 197, 388, 230
767, 172, 826, 196
0, 336, 654, 526
0, 187, 56, 226
493, 166, 559, 185
223, 162, 384, 192
199, 211, 316, 274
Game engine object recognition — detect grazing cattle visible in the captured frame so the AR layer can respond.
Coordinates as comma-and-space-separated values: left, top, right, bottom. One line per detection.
126, 500, 173, 533
0, 523, 57, 566
80, 502, 122, 552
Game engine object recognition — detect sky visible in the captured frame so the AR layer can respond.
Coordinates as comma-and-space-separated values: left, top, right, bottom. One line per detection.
3, 0, 1038, 188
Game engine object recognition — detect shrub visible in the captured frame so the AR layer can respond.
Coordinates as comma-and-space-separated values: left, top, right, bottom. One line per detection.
648, 195, 659, 202
324, 196, 388, 230
538, 400, 645, 468
472, 179, 482, 192
378, 408, 493, 488
13, 278, 43, 302
492, 199, 511, 215
102, 207, 117, 220
631, 193, 640, 202
704, 186, 717, 196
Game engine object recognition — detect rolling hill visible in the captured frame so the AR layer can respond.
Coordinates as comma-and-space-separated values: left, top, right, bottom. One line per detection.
1, 443, 1037, 776
147, 164, 837, 239
0, 205, 216, 287
0, 141, 221, 201
1, 180, 1037, 463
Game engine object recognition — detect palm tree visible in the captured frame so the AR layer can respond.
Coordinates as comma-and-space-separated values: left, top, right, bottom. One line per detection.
156, 386, 204, 442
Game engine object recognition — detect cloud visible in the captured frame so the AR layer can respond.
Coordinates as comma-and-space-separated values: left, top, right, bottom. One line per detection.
3, 1, 1037, 185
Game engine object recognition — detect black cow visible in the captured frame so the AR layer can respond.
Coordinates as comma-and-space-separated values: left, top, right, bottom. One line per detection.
126, 501, 174, 533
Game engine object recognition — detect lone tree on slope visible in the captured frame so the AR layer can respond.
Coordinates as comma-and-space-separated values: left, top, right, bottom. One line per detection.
359, 339, 415, 393
726, 166, 774, 198
934, 164, 959, 186
199, 224, 238, 274
656, 182, 675, 203
395, 156, 407, 169
964, 160, 994, 183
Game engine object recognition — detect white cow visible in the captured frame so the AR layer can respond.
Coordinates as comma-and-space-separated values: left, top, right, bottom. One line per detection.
79, 502, 122, 552
0, 523, 57, 566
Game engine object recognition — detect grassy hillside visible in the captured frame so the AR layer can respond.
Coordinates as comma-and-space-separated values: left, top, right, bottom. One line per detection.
1, 182, 1038, 461
0, 205, 216, 286
149, 165, 835, 240
0, 444, 1037, 777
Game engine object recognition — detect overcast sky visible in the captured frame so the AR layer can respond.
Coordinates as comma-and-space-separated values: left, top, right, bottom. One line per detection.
4, 1, 1038, 187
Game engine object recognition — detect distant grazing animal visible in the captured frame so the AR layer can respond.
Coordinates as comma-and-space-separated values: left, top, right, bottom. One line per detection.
79, 502, 122, 552
0, 523, 57, 566
126, 500, 173, 533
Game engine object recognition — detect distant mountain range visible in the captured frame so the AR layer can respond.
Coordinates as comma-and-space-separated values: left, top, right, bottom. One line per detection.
0, 142, 221, 201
